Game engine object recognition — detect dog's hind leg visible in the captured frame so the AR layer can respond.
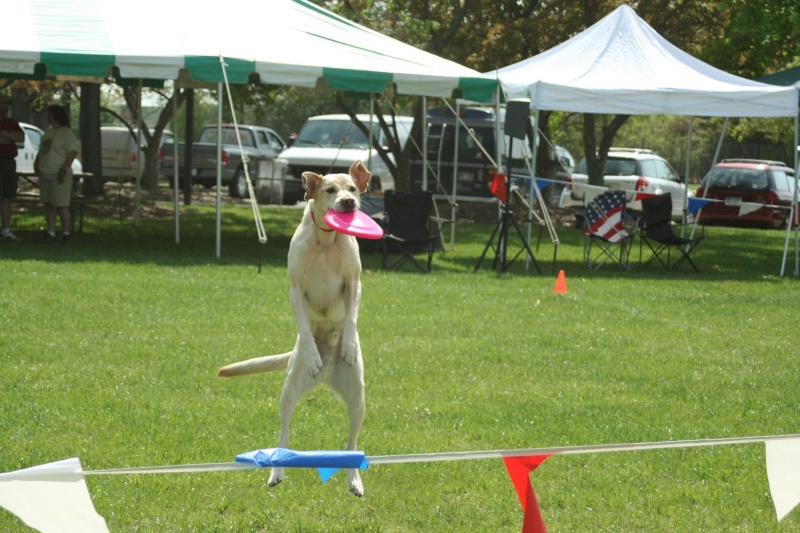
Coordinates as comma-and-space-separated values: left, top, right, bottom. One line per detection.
268, 357, 317, 488
329, 362, 365, 497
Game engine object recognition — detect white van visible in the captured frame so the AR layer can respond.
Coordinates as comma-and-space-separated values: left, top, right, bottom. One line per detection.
16, 122, 82, 173
278, 114, 414, 204
101, 126, 173, 181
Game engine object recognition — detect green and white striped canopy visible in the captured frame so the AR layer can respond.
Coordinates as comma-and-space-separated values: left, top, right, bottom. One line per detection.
1, 0, 498, 102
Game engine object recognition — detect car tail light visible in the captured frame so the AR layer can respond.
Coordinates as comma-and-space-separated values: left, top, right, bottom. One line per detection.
765, 191, 779, 205
566, 174, 573, 190
635, 177, 649, 191
747, 192, 773, 205
129, 153, 137, 166
221, 150, 229, 166
696, 187, 705, 197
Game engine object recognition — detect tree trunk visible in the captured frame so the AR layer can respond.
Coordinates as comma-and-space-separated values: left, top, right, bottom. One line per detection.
582, 113, 630, 186
79, 83, 104, 195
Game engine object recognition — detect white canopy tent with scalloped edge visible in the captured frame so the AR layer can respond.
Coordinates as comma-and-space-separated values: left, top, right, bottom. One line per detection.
1, 0, 498, 256
488, 5, 799, 275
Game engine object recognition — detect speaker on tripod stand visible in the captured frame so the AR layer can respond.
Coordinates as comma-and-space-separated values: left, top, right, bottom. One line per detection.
473, 99, 541, 273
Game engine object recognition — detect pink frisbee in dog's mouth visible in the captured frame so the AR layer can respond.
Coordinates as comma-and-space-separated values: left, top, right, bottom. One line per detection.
324, 209, 384, 239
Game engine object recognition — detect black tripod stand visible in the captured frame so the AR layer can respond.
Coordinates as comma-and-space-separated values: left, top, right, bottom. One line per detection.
473, 167, 541, 273
472, 98, 541, 274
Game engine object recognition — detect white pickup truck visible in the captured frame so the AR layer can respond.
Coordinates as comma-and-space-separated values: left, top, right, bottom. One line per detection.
279, 114, 414, 208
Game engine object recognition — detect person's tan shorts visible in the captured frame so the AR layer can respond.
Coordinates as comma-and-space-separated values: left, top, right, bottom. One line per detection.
39, 172, 73, 207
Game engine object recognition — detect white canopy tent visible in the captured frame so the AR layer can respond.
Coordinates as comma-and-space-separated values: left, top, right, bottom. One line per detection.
1, 0, 498, 256
489, 5, 799, 275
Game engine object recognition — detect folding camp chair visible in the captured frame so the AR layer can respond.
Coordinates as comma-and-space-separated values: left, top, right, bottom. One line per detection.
381, 190, 439, 272
576, 190, 635, 270
637, 194, 704, 272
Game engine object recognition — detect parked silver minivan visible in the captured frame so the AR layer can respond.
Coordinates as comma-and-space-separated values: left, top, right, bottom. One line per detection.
101, 126, 173, 181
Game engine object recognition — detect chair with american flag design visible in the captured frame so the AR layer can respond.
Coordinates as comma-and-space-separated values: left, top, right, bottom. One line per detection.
576, 190, 635, 270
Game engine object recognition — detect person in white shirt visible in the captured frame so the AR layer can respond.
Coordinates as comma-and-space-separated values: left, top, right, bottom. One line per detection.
34, 105, 79, 243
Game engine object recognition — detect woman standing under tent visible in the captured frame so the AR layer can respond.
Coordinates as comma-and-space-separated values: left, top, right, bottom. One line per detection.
35, 105, 79, 243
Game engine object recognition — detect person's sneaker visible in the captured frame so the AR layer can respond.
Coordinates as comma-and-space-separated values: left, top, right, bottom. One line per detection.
2, 232, 20, 241
62, 233, 71, 243
40, 232, 56, 243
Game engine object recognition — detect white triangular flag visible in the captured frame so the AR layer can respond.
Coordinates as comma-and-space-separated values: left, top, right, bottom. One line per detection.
0, 458, 108, 532
766, 438, 800, 521
738, 202, 763, 217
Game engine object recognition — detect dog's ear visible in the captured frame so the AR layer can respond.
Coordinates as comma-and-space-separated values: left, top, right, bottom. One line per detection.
349, 160, 372, 193
302, 172, 324, 201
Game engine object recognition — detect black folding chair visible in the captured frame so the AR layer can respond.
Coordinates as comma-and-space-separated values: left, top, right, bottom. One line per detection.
576, 190, 635, 270
638, 194, 704, 272
381, 190, 438, 272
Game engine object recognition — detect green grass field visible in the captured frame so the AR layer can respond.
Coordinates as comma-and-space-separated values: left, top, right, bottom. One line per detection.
1, 197, 799, 532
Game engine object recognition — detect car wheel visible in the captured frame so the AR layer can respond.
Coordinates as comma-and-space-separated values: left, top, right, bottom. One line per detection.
230, 169, 247, 198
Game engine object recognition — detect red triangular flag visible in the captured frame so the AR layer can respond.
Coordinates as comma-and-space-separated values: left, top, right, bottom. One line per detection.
489, 173, 508, 203
503, 455, 550, 533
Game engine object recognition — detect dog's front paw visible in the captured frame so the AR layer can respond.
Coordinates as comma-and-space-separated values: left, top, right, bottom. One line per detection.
348, 469, 364, 497
341, 341, 359, 365
305, 351, 324, 378
268, 467, 284, 487
341, 330, 359, 365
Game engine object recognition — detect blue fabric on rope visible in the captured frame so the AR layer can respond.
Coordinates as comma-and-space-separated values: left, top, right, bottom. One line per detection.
235, 448, 368, 482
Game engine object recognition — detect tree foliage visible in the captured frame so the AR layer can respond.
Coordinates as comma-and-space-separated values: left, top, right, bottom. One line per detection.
314, 1, 798, 188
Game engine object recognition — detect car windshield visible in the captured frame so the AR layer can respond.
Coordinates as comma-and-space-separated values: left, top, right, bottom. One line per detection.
294, 120, 379, 149
706, 168, 770, 192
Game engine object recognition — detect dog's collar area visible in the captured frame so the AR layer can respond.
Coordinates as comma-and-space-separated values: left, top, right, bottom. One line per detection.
311, 211, 334, 232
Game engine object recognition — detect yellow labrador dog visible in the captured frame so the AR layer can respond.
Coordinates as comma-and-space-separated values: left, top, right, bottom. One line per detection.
217, 160, 370, 497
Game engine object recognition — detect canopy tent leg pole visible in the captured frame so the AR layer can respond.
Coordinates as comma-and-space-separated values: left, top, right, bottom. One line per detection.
495, 87, 503, 248
440, 96, 507, 251
173, 90, 180, 244
524, 108, 544, 270
450, 100, 460, 251
523, 108, 559, 273
134, 79, 143, 228
691, 117, 728, 240
215, 82, 223, 259
422, 97, 428, 192
525, 109, 539, 271
794, 114, 799, 277
368, 94, 374, 174
781, 114, 799, 277
681, 116, 693, 233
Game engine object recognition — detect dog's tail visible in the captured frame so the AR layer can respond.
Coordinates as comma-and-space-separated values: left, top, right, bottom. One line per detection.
216, 352, 292, 377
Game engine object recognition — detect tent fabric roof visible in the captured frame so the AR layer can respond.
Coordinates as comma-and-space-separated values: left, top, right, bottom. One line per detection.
490, 5, 798, 117
1, 0, 497, 102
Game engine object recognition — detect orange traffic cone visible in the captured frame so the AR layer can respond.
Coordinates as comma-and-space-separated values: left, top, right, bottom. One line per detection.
554, 270, 567, 294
